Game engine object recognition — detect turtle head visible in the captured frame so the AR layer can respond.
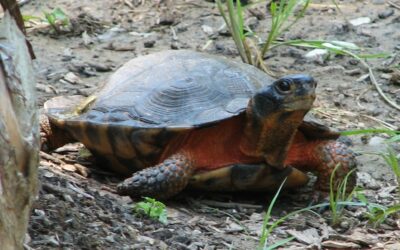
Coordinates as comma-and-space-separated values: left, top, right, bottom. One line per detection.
251, 74, 316, 117
241, 74, 317, 167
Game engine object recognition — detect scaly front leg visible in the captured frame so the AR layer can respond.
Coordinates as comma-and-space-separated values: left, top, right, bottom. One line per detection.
117, 153, 195, 199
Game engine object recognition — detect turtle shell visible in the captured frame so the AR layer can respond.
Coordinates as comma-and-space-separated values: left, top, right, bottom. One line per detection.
89, 50, 275, 127
45, 51, 333, 175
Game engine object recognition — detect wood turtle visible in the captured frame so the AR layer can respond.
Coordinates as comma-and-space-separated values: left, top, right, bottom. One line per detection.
41, 50, 356, 199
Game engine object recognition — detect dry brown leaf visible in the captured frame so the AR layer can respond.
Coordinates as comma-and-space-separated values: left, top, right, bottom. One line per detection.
322, 240, 361, 249
287, 228, 321, 246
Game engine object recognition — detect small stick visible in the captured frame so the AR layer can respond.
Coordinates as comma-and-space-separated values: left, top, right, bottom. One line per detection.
388, 1, 400, 10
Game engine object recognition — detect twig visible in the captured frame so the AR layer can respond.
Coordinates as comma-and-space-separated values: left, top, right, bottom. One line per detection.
40, 151, 63, 164
197, 199, 263, 209
388, 1, 400, 10
42, 182, 76, 196
344, 50, 400, 111
355, 86, 371, 109
360, 115, 398, 130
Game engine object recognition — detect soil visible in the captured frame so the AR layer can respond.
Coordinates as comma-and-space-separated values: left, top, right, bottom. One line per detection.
10, 0, 400, 249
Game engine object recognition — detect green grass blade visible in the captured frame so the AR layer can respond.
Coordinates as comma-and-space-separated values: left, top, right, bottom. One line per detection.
340, 128, 399, 136
258, 178, 287, 249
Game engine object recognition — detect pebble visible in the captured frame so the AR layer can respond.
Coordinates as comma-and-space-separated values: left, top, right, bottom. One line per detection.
349, 17, 371, 26
105, 235, 115, 243
201, 25, 214, 36
378, 9, 394, 19
340, 220, 350, 230
245, 16, 259, 30
345, 68, 362, 76
171, 42, 179, 50
389, 71, 400, 85
357, 172, 381, 190
368, 136, 385, 146
304, 49, 329, 64
380, 73, 392, 80
158, 13, 175, 25
144, 40, 156, 48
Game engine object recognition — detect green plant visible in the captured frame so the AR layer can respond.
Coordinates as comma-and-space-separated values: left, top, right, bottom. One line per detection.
133, 197, 168, 224
260, 0, 311, 60
217, 1, 400, 111
216, 0, 310, 74
340, 129, 400, 224
328, 164, 357, 225
258, 178, 322, 250
43, 8, 70, 33
356, 191, 398, 227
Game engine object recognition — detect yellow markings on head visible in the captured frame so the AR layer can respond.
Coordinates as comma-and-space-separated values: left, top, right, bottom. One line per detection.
60, 95, 97, 119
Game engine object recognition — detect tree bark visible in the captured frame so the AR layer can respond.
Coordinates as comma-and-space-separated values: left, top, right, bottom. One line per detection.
0, 11, 38, 249
0, 0, 35, 59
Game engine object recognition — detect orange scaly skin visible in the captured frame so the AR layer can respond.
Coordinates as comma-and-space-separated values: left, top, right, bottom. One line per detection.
162, 112, 355, 191
176, 115, 262, 170
285, 132, 356, 191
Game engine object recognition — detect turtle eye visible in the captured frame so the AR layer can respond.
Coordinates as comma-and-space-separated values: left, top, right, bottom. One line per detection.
275, 79, 292, 94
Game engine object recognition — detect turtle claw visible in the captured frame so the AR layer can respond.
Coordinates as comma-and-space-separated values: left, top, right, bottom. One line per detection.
117, 153, 194, 199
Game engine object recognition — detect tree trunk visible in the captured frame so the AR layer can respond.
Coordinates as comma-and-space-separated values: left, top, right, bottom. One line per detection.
0, 11, 38, 249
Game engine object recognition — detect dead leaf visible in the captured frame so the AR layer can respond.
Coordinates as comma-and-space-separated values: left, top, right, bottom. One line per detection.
322, 240, 361, 249
62, 164, 77, 172
287, 228, 321, 246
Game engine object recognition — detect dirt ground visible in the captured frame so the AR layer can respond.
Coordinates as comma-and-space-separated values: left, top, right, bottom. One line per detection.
12, 0, 400, 249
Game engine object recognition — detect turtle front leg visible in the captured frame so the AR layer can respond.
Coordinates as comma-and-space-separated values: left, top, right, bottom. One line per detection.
189, 163, 309, 192
117, 153, 195, 199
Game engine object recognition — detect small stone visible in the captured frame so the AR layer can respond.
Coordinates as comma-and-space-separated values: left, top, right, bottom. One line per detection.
171, 42, 179, 50
137, 235, 155, 245
218, 27, 231, 36
340, 220, 350, 230
381, 73, 392, 80
158, 13, 175, 25
304, 49, 329, 64
357, 172, 380, 190
63, 72, 81, 85
192, 229, 201, 236
378, 9, 394, 19
349, 17, 371, 26
105, 235, 115, 243
144, 40, 156, 48
345, 69, 362, 76
201, 25, 214, 36
385, 242, 400, 250
389, 71, 400, 85
368, 136, 385, 146
34, 209, 46, 217
43, 171, 55, 178
62, 48, 74, 61
63, 194, 74, 203
245, 16, 259, 30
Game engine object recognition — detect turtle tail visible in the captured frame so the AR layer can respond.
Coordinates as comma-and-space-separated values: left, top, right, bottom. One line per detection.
40, 114, 76, 151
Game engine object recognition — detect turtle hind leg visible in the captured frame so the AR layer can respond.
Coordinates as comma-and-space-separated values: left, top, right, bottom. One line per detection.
117, 153, 195, 199
40, 114, 76, 151
311, 140, 357, 192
